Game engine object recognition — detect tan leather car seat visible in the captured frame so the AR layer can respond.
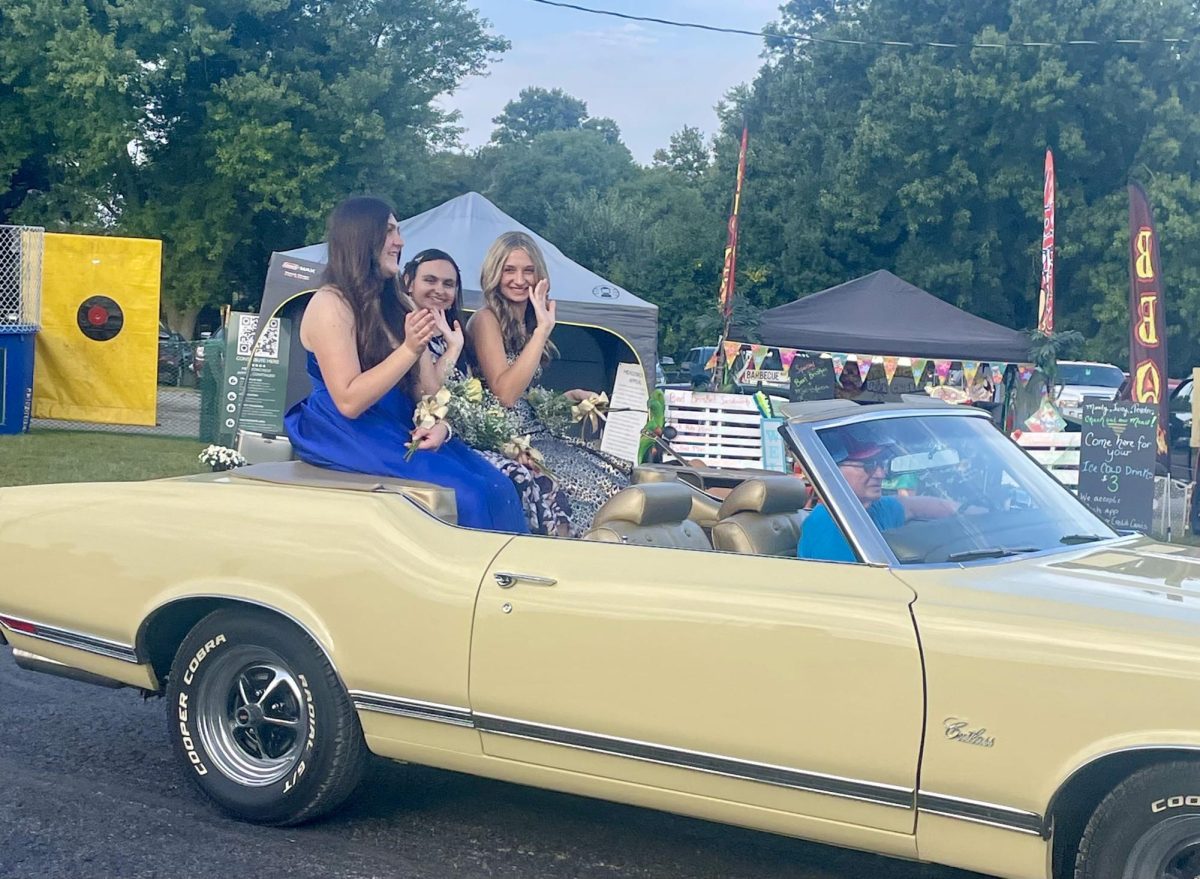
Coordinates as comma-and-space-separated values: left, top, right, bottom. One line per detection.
630, 465, 722, 530
711, 476, 810, 556
584, 483, 713, 550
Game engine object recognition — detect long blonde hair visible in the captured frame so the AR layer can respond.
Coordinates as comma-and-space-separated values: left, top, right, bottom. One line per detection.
480, 231, 558, 366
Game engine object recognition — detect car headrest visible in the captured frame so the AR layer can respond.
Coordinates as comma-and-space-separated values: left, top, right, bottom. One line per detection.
718, 476, 810, 518
592, 483, 694, 528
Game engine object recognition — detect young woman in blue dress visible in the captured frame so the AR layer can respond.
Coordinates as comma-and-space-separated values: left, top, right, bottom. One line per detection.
283, 197, 528, 534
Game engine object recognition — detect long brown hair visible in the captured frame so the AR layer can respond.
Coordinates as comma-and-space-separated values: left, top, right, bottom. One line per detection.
480, 231, 558, 366
321, 196, 412, 389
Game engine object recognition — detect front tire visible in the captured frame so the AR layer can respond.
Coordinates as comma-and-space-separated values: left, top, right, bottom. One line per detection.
166, 608, 367, 825
1075, 761, 1200, 879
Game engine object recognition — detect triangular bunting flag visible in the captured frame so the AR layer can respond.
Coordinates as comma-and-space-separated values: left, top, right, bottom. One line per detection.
1018, 365, 1035, 387
723, 341, 741, 366
912, 358, 929, 384
882, 356, 899, 386
962, 360, 980, 387
934, 360, 952, 384
990, 364, 1006, 384
704, 349, 720, 370
831, 354, 847, 380
750, 344, 769, 370
857, 355, 874, 382
779, 348, 798, 370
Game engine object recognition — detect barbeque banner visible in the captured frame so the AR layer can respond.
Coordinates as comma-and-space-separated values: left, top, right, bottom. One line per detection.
1127, 181, 1170, 466
1037, 149, 1056, 334
33, 233, 161, 425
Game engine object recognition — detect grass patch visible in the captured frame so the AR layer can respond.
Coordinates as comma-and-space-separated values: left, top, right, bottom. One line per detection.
0, 430, 207, 487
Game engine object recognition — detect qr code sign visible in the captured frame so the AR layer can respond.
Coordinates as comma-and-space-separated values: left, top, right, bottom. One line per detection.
235, 315, 281, 360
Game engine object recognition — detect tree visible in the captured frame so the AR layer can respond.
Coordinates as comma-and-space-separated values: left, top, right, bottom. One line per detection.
716, 0, 1200, 373
480, 129, 636, 229
1, 0, 507, 337
652, 126, 711, 181
490, 87, 589, 145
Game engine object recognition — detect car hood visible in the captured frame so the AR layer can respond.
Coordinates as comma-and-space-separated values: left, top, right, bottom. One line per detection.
950, 537, 1200, 622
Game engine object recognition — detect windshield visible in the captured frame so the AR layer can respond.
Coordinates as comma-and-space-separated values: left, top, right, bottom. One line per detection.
1058, 364, 1125, 388
811, 413, 1117, 564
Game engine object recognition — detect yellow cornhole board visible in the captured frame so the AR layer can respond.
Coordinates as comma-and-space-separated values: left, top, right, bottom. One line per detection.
33, 233, 161, 425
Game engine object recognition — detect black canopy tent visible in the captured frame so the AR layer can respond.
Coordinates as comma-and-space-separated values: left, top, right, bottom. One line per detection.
735, 270, 1032, 364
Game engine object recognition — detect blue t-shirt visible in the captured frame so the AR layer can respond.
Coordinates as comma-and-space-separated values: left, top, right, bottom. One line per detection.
797, 496, 906, 562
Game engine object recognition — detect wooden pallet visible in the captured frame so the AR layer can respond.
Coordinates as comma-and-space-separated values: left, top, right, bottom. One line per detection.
1013, 430, 1080, 488
664, 390, 767, 469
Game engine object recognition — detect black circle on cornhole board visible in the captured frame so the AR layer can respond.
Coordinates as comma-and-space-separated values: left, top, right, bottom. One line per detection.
77, 296, 124, 341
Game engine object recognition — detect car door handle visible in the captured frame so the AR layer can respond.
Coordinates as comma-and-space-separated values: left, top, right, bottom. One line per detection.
493, 572, 557, 589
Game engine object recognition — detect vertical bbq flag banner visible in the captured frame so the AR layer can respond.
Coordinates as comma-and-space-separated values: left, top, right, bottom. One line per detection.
718, 126, 749, 321
1037, 149, 1056, 334
1127, 182, 1170, 465
33, 233, 161, 425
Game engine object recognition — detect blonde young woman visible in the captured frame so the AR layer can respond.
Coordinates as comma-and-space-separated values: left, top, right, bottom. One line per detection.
467, 232, 629, 533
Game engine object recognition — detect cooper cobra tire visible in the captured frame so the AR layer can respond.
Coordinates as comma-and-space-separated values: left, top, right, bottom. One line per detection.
165, 608, 367, 825
1075, 761, 1200, 879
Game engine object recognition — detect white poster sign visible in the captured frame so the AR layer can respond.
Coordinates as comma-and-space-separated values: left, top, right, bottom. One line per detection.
600, 362, 649, 464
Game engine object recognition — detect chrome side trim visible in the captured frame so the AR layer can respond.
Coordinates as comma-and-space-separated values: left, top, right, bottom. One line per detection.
0, 615, 139, 664
918, 791, 1046, 837
350, 691, 474, 727
12, 648, 127, 689
475, 713, 914, 809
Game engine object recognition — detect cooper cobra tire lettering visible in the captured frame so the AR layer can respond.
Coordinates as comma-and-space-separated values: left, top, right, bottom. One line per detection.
182, 634, 227, 685
177, 691, 208, 776
1151, 794, 1200, 813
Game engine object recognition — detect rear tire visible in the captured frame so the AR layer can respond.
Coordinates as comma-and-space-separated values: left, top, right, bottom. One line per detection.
1075, 761, 1200, 879
165, 607, 367, 825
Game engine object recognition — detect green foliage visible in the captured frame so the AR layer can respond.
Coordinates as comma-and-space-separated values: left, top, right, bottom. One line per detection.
491, 87, 590, 145
1, 0, 506, 335
1029, 328, 1085, 389
716, 0, 1200, 374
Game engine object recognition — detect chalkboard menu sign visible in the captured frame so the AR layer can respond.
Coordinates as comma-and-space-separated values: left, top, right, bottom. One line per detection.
1077, 400, 1157, 532
787, 355, 835, 402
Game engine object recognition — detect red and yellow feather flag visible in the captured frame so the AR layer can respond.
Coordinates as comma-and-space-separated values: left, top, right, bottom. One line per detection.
718, 126, 749, 322
1037, 149, 1056, 334
1127, 182, 1170, 466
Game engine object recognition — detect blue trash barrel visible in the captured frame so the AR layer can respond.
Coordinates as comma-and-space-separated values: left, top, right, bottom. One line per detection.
0, 329, 36, 435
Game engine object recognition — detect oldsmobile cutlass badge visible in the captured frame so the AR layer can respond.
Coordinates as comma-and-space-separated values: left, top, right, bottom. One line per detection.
943, 717, 996, 748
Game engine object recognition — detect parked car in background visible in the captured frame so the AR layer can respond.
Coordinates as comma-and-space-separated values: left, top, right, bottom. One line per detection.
157, 325, 192, 385
682, 346, 718, 385
1053, 360, 1126, 426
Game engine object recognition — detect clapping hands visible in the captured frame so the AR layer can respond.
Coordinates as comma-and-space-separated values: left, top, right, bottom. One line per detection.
431, 307, 464, 352
402, 309, 438, 355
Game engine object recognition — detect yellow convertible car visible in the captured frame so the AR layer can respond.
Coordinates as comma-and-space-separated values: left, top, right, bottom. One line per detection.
4, 400, 1200, 879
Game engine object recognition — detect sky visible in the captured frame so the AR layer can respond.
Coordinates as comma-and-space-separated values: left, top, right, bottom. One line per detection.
441, 0, 782, 163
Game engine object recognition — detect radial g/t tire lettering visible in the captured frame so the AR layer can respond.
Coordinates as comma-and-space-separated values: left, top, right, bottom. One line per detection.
166, 607, 367, 825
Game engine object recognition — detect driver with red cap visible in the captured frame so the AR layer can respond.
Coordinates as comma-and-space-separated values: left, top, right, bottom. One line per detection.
798, 429, 957, 562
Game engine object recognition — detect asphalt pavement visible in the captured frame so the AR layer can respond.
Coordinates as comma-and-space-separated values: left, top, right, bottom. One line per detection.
0, 652, 993, 879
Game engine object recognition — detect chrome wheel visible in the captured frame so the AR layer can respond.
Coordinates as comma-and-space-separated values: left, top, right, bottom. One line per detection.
1126, 816, 1200, 879
193, 646, 307, 787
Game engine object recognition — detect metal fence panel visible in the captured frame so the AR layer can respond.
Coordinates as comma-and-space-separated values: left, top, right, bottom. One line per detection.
0, 225, 44, 330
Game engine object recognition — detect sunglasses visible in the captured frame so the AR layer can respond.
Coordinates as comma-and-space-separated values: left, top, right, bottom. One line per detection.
841, 456, 890, 473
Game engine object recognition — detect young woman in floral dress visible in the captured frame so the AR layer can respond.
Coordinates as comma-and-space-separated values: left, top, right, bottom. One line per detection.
466, 232, 629, 534
401, 248, 570, 537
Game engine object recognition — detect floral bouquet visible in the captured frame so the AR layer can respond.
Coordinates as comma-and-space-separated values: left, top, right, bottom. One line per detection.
198, 445, 247, 472
405, 387, 453, 460
525, 386, 575, 436
444, 376, 520, 454
500, 433, 556, 482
